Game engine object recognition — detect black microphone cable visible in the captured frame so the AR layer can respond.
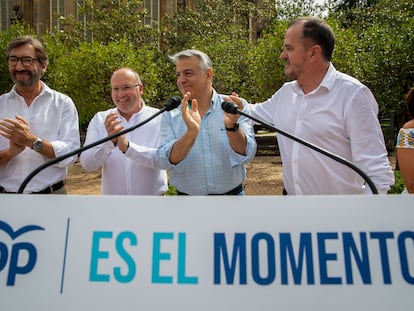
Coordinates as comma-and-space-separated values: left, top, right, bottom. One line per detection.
17, 96, 182, 194
221, 101, 379, 194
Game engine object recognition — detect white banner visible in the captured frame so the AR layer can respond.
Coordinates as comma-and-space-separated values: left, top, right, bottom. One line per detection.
0, 195, 413, 310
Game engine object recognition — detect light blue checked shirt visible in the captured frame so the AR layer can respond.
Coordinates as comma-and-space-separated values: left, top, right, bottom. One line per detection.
157, 90, 257, 195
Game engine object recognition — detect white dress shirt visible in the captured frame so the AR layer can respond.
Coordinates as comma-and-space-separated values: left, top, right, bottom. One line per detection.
80, 105, 167, 195
0, 82, 80, 193
246, 63, 394, 195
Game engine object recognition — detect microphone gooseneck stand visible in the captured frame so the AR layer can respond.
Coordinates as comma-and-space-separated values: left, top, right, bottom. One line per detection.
17, 96, 182, 194
221, 101, 379, 194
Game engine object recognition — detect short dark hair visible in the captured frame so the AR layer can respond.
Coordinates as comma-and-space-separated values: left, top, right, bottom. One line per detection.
405, 87, 414, 119
6, 35, 48, 65
290, 17, 335, 61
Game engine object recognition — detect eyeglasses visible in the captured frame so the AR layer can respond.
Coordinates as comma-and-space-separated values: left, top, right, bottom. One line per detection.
7, 56, 39, 66
111, 84, 140, 93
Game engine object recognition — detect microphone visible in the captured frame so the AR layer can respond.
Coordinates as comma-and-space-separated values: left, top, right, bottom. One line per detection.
222, 101, 239, 114
163, 95, 182, 111
17, 96, 182, 193
222, 101, 379, 194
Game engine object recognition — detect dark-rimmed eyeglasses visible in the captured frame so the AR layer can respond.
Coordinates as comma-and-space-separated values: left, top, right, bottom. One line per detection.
7, 56, 39, 66
111, 84, 140, 93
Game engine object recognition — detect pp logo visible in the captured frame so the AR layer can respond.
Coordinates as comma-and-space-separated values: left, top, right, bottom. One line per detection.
0, 220, 44, 286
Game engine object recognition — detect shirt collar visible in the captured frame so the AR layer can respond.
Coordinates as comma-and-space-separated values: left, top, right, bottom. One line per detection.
318, 62, 337, 91
210, 89, 220, 110
11, 81, 49, 97
293, 62, 336, 95
116, 99, 146, 121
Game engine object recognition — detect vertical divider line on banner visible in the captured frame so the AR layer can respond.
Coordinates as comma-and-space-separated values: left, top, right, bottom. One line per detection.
60, 218, 71, 294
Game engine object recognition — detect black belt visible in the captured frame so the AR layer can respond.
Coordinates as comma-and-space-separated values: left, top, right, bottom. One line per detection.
177, 183, 243, 196
0, 180, 65, 194
33, 180, 65, 194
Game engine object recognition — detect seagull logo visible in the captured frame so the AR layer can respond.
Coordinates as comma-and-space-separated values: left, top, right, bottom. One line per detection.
0, 220, 45, 286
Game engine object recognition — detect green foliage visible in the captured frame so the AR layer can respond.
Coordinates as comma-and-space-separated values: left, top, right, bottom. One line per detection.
328, 0, 414, 126
243, 20, 287, 101
191, 36, 252, 95
160, 0, 252, 50
273, 0, 326, 20
58, 0, 159, 48
0, 36, 12, 94
389, 170, 405, 194
164, 184, 177, 196
45, 39, 165, 128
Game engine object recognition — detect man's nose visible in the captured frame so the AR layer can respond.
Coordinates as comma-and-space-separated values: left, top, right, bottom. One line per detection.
15, 60, 26, 69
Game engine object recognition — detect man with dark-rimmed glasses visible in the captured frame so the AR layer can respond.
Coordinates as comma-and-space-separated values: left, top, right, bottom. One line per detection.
0, 35, 80, 194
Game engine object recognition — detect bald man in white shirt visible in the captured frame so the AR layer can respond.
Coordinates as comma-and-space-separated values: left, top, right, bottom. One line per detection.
80, 68, 167, 195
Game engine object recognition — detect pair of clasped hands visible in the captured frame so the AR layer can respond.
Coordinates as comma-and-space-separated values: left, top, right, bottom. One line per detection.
0, 115, 36, 158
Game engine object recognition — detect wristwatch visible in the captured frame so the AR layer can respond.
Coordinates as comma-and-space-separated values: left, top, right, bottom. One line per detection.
225, 123, 239, 132
33, 137, 43, 152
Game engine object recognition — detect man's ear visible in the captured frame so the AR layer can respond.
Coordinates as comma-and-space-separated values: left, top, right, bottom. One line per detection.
310, 44, 322, 60
206, 67, 213, 81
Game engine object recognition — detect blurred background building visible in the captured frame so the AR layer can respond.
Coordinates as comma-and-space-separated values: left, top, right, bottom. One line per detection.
0, 0, 264, 41
0, 0, 175, 33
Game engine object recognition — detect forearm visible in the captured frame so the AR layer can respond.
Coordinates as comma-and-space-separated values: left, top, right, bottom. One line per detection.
124, 142, 164, 170
363, 162, 394, 194
80, 141, 113, 171
398, 148, 414, 193
403, 175, 414, 194
0, 149, 13, 165
226, 129, 247, 155
169, 130, 198, 164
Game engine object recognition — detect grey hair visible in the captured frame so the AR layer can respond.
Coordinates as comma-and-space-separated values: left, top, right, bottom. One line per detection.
169, 49, 212, 72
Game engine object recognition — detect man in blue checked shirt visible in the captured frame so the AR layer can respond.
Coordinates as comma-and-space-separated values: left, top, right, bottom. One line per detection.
157, 49, 257, 195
